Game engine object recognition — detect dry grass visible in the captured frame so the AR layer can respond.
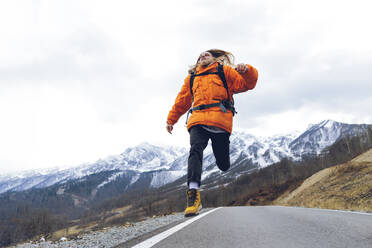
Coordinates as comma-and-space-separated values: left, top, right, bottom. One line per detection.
50, 205, 133, 240
51, 222, 98, 240
275, 149, 372, 212
103, 205, 133, 224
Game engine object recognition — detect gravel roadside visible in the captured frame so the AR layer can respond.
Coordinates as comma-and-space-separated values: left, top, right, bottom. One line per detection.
10, 209, 212, 248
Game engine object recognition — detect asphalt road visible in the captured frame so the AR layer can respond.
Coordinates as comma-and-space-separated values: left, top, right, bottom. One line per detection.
130, 206, 372, 248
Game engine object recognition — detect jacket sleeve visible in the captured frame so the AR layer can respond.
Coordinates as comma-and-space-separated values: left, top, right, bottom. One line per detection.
225, 64, 258, 95
167, 74, 192, 125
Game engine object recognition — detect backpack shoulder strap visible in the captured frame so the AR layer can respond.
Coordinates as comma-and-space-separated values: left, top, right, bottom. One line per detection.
217, 64, 230, 100
189, 72, 196, 101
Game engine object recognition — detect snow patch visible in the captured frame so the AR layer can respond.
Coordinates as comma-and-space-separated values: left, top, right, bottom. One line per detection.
150, 170, 186, 188
97, 172, 125, 189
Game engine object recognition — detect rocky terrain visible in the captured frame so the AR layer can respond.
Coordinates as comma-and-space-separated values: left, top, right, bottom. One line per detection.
10, 209, 211, 248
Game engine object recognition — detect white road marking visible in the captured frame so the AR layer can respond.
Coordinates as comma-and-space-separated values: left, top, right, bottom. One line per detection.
132, 207, 222, 248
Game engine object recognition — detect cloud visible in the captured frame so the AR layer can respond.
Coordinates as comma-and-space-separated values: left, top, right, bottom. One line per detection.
1, 0, 372, 172
0, 28, 137, 83
234, 52, 372, 133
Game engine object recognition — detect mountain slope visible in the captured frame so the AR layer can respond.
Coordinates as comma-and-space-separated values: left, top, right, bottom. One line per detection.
274, 149, 372, 211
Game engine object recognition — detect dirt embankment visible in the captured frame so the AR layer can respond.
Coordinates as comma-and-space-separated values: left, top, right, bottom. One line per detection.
275, 149, 372, 212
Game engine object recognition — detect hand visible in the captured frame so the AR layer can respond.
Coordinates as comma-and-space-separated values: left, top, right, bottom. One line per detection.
235, 63, 249, 73
166, 123, 173, 134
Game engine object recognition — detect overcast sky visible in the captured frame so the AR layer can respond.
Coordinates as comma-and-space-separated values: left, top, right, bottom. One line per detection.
1, 0, 371, 174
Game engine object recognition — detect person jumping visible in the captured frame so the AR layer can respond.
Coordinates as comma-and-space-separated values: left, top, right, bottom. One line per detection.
166, 49, 258, 217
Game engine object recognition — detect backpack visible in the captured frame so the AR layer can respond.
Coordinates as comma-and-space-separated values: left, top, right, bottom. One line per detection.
185, 64, 237, 124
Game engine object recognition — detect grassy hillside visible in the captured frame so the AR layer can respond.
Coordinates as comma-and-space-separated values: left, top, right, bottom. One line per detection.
275, 149, 372, 212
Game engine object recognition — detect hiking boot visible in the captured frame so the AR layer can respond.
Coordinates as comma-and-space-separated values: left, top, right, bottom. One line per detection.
184, 189, 202, 217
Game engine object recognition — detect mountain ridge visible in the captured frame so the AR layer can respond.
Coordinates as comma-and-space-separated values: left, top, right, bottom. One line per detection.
0, 119, 370, 195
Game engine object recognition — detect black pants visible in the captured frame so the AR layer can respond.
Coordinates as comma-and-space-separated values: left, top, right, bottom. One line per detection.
187, 125, 231, 187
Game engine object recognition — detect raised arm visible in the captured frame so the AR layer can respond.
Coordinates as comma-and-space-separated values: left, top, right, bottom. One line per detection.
225, 64, 258, 94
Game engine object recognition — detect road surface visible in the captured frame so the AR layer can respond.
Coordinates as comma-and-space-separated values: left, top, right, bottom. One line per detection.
119, 206, 372, 248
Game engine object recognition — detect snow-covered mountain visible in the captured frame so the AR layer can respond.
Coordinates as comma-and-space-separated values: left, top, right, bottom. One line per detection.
0, 120, 370, 194
289, 120, 370, 156
0, 143, 186, 194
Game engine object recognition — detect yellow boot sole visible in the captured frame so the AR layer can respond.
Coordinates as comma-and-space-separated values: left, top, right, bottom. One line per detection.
184, 204, 202, 217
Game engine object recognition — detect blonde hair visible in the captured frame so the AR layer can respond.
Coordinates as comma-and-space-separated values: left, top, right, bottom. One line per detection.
188, 49, 235, 74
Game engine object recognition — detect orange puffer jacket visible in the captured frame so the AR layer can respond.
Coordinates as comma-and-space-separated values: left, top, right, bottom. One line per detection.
167, 62, 258, 133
